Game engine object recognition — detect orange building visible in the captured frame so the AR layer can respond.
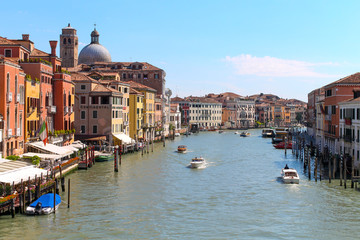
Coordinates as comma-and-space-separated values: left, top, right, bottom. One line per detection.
0, 56, 25, 157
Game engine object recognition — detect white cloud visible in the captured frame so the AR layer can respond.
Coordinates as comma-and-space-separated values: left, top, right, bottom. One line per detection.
224, 54, 337, 78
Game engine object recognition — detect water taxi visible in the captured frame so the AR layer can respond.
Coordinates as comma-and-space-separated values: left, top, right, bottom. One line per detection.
95, 152, 114, 162
177, 145, 187, 153
190, 157, 205, 168
262, 129, 275, 138
272, 128, 289, 144
281, 165, 299, 184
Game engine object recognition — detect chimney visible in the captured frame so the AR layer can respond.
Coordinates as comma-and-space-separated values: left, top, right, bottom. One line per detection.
49, 41, 57, 56
22, 34, 29, 40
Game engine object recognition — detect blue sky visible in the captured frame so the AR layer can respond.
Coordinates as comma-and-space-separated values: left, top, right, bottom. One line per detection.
2, 0, 360, 101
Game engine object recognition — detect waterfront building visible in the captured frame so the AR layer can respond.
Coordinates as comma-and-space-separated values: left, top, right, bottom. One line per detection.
206, 92, 255, 128
169, 103, 181, 132
60, 24, 78, 68
0, 56, 25, 157
127, 81, 156, 141
129, 88, 144, 140
172, 96, 222, 129
321, 73, 360, 154
72, 72, 125, 145
24, 74, 40, 144
339, 96, 360, 169
221, 107, 236, 128
18, 37, 75, 146
255, 103, 272, 127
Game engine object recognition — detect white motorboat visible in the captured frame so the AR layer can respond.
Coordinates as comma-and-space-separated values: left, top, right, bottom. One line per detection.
26, 193, 61, 215
281, 165, 299, 184
234, 131, 239, 134
240, 131, 250, 137
262, 129, 275, 138
190, 157, 205, 168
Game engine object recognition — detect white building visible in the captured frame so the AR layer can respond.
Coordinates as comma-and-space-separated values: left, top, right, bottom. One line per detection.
339, 97, 360, 169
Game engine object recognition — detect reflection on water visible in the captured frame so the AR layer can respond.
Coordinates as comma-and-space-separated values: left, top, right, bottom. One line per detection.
1, 129, 360, 239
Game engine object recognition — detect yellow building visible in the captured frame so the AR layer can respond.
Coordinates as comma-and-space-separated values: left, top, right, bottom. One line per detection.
128, 81, 157, 141
271, 104, 291, 127
24, 75, 40, 143
129, 88, 144, 140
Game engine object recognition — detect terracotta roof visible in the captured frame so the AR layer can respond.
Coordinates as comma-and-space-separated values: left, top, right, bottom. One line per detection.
71, 72, 98, 83
218, 92, 241, 98
31, 48, 49, 57
92, 84, 120, 93
185, 96, 221, 104
0, 36, 17, 45
130, 88, 143, 95
86, 62, 162, 71
171, 97, 185, 102
325, 72, 360, 87
127, 81, 157, 92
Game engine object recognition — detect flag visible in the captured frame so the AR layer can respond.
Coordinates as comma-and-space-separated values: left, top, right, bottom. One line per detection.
39, 121, 48, 146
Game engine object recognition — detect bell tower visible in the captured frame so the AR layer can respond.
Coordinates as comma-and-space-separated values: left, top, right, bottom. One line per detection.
60, 23, 78, 68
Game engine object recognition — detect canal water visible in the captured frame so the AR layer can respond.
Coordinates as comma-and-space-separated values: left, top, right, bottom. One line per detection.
1, 129, 360, 239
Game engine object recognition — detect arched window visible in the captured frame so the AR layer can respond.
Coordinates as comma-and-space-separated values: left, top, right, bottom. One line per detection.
63, 38, 66, 44
68, 38, 71, 44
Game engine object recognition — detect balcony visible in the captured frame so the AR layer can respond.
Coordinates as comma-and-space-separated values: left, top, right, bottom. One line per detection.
7, 92, 12, 102
70, 106, 73, 113
16, 128, 20, 136
7, 129, 12, 137
123, 121, 129, 126
344, 135, 353, 143
64, 106, 69, 114
16, 93, 20, 103
47, 105, 57, 114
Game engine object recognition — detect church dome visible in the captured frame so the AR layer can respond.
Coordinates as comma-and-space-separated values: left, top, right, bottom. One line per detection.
78, 28, 111, 65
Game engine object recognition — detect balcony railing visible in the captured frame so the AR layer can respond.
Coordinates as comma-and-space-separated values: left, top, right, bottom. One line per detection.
16, 93, 20, 103
7, 92, 12, 102
7, 129, 12, 137
47, 105, 57, 114
16, 128, 20, 136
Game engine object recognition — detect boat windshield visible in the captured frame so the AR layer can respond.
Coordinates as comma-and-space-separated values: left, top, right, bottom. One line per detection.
285, 172, 298, 177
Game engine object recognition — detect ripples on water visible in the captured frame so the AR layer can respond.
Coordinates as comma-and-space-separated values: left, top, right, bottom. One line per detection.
1, 129, 360, 239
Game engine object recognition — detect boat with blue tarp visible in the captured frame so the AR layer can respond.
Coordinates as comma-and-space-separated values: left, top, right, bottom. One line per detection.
26, 193, 61, 215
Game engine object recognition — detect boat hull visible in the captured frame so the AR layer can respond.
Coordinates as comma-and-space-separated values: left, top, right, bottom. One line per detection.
95, 154, 114, 162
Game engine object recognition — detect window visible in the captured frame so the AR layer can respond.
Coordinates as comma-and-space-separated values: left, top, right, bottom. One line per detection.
101, 96, 109, 104
5, 49, 11, 57
81, 111, 86, 119
92, 125, 98, 134
138, 74, 141, 78
68, 38, 71, 44
63, 38, 66, 44
154, 74, 159, 79
6, 73, 10, 92
124, 88, 128, 93
326, 89, 332, 97
332, 105, 336, 115
143, 74, 148, 79
81, 125, 85, 134
15, 75, 18, 98
81, 96, 86, 104
80, 85, 86, 90
92, 96, 99, 104
93, 110, 98, 119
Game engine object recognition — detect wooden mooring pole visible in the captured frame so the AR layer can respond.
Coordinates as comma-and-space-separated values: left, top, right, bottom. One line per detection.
344, 156, 347, 189
308, 147, 311, 180
314, 157, 318, 182
351, 156, 355, 188
340, 156, 343, 186
68, 179, 70, 208
328, 155, 331, 183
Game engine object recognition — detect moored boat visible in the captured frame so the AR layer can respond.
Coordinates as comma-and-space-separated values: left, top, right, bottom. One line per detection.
95, 153, 114, 162
177, 145, 187, 153
262, 129, 275, 138
190, 157, 205, 168
281, 165, 299, 184
274, 141, 292, 149
26, 193, 61, 215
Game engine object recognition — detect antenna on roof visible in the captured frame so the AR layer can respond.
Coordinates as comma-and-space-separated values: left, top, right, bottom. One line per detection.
94, 23, 96, 30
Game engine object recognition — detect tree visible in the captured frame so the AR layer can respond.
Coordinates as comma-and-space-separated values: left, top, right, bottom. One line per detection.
296, 112, 303, 123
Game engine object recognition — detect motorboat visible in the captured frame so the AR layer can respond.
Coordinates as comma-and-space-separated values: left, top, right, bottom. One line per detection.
218, 130, 224, 134
240, 131, 250, 137
95, 152, 114, 162
272, 128, 290, 144
262, 129, 275, 138
274, 141, 292, 149
26, 193, 61, 215
234, 131, 239, 135
177, 145, 187, 153
190, 157, 205, 168
281, 165, 299, 184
